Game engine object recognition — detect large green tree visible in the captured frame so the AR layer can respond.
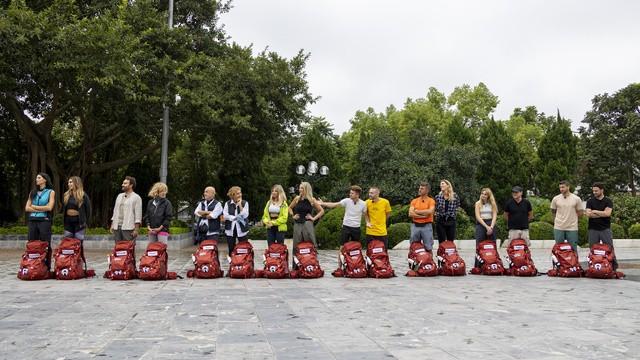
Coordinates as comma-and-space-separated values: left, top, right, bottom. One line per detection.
536, 115, 578, 198
579, 83, 640, 196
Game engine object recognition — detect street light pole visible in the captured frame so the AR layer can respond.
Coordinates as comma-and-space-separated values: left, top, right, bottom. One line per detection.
159, 0, 174, 184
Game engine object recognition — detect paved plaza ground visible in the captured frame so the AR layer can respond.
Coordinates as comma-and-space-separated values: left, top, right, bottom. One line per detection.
1, 246, 639, 360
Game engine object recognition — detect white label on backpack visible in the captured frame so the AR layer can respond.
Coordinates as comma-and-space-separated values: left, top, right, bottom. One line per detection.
28, 253, 40, 259
372, 248, 383, 254
115, 250, 128, 257
445, 249, 455, 255
483, 244, 494, 250
415, 248, 426, 253
269, 253, 281, 258
203, 245, 215, 250
513, 245, 525, 250
62, 249, 75, 255
299, 248, 311, 254
147, 251, 159, 257
560, 245, 572, 251
236, 248, 248, 254
349, 250, 360, 256
594, 249, 606, 256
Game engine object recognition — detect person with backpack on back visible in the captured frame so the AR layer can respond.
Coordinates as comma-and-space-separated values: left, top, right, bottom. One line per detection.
261, 185, 289, 246
409, 182, 436, 251
110, 176, 143, 242
551, 180, 584, 252
24, 172, 56, 270
318, 185, 367, 268
585, 182, 617, 270
194, 186, 224, 244
144, 182, 173, 244
223, 186, 249, 255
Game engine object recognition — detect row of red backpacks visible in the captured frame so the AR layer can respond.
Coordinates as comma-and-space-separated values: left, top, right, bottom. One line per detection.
17, 237, 623, 281
405, 238, 623, 279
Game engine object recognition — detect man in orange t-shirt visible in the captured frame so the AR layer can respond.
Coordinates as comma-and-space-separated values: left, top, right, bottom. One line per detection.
409, 182, 436, 251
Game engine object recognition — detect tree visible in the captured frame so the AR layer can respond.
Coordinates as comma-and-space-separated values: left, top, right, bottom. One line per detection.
536, 114, 578, 198
477, 119, 526, 207
579, 83, 640, 195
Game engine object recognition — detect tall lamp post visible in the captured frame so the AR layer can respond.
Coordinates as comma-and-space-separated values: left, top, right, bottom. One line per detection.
159, 0, 174, 184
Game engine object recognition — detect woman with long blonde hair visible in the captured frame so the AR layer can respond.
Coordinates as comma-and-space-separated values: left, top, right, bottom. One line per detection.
62, 176, 92, 241
473, 187, 498, 268
434, 179, 460, 243
262, 185, 289, 246
288, 182, 324, 268
144, 182, 173, 243
223, 186, 250, 254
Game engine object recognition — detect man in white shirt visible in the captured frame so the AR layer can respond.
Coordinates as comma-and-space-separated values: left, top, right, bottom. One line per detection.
110, 176, 143, 241
194, 186, 223, 243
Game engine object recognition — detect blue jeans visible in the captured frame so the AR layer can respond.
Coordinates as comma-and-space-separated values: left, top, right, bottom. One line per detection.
475, 219, 496, 242
410, 223, 434, 251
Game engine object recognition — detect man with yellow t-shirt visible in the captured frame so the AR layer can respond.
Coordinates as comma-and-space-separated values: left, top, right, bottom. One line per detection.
365, 186, 392, 249
409, 182, 436, 251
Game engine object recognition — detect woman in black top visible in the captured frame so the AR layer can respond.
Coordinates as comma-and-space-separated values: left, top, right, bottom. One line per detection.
144, 182, 173, 243
288, 182, 324, 268
63, 176, 92, 240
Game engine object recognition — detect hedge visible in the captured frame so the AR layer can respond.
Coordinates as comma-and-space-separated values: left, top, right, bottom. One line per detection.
529, 221, 554, 240
611, 223, 625, 239
628, 223, 640, 239
387, 223, 411, 248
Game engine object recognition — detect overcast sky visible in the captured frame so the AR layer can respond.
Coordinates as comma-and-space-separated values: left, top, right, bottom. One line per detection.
221, 0, 640, 134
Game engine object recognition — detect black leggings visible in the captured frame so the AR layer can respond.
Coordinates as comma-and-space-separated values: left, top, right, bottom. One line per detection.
28, 220, 53, 271
226, 228, 248, 254
436, 220, 456, 243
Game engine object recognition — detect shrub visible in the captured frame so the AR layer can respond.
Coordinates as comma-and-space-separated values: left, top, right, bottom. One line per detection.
171, 219, 189, 228
578, 216, 588, 246
529, 221, 554, 240
528, 196, 551, 222
316, 207, 346, 249
248, 225, 267, 240
387, 223, 410, 248
628, 223, 640, 239
610, 194, 640, 230
457, 225, 475, 240
494, 215, 507, 241
455, 208, 473, 232
388, 204, 411, 225
611, 223, 625, 239
539, 212, 553, 225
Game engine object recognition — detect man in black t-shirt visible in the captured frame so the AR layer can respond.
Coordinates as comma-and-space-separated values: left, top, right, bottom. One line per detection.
503, 186, 533, 248
586, 182, 616, 269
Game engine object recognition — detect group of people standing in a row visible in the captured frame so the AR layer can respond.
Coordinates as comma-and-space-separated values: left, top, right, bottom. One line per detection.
24, 172, 617, 271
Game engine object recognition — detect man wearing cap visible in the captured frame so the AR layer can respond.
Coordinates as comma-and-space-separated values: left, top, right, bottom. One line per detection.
503, 186, 533, 248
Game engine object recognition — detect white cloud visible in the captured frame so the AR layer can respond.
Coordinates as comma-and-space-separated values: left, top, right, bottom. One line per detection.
222, 0, 640, 133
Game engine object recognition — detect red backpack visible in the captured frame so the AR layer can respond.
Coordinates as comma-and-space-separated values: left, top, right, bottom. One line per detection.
105, 241, 137, 280
138, 242, 178, 280
54, 238, 94, 280
332, 241, 367, 278
290, 241, 324, 279
366, 239, 395, 278
257, 243, 289, 279
471, 240, 506, 275
506, 239, 537, 276
17, 240, 51, 280
406, 241, 438, 277
437, 241, 466, 276
547, 242, 583, 277
228, 241, 255, 279
187, 240, 223, 278
585, 243, 623, 279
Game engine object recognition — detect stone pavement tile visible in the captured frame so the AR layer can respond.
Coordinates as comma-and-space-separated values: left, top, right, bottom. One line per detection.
215, 342, 274, 359
332, 350, 396, 359
386, 347, 458, 360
